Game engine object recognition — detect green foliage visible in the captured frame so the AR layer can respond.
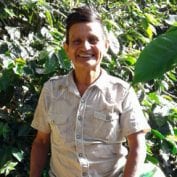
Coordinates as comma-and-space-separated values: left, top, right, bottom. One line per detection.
0, 0, 177, 177
134, 27, 177, 83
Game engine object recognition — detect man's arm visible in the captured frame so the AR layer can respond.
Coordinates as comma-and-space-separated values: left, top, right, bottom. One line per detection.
122, 131, 147, 177
30, 131, 50, 177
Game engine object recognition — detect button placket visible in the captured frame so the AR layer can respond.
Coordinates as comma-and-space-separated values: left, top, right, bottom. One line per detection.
75, 95, 89, 175
82, 172, 89, 177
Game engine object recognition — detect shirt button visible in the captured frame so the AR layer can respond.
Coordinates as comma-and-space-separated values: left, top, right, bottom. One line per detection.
106, 116, 111, 120
76, 135, 81, 139
83, 172, 88, 176
81, 99, 85, 103
79, 153, 83, 157
78, 115, 82, 120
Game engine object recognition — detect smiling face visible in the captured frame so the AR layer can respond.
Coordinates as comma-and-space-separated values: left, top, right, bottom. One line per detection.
64, 22, 108, 71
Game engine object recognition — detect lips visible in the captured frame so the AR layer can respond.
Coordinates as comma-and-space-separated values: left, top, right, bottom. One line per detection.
77, 53, 94, 59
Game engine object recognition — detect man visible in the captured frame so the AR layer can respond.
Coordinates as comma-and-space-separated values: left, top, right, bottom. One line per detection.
30, 6, 151, 177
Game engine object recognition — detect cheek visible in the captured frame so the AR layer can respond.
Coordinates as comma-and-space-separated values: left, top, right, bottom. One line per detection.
66, 49, 75, 59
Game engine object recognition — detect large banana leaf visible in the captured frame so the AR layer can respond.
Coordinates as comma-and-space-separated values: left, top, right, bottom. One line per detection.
133, 28, 177, 83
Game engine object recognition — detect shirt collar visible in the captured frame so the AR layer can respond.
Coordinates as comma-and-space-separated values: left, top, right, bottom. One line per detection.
65, 69, 109, 95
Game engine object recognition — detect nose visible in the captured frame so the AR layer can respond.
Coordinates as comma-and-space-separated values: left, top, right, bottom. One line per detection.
82, 40, 91, 50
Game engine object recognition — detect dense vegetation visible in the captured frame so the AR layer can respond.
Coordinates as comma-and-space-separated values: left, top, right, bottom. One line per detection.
0, 0, 177, 176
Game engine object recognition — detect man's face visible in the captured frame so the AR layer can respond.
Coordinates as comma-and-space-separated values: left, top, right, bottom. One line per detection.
64, 22, 108, 71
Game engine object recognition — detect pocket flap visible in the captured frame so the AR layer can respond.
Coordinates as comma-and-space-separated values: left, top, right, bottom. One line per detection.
94, 111, 119, 121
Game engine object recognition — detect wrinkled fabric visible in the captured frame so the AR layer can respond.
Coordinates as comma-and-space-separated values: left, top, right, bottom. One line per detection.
31, 69, 150, 177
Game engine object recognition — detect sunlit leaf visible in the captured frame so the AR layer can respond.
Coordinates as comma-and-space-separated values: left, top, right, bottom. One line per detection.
151, 129, 165, 140
148, 92, 161, 105
12, 149, 24, 162
134, 28, 177, 83
45, 10, 53, 27
0, 161, 17, 176
145, 13, 159, 25
146, 24, 156, 39
4, 8, 15, 17
166, 135, 177, 142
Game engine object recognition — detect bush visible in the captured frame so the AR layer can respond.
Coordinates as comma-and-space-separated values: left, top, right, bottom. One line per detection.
0, 0, 177, 176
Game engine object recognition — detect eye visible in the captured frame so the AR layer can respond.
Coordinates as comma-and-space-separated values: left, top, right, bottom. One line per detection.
71, 39, 81, 45
88, 37, 99, 44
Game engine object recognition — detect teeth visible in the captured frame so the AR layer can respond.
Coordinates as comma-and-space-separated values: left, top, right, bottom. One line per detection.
79, 54, 92, 57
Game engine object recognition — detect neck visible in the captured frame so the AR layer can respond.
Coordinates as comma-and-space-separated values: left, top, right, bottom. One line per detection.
73, 67, 101, 96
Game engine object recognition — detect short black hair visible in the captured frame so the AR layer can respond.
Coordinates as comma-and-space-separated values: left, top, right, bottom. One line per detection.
65, 6, 104, 44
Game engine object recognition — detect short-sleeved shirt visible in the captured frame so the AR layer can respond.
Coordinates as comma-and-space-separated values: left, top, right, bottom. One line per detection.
31, 69, 150, 177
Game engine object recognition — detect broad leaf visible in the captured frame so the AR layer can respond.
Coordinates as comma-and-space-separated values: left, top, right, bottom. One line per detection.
133, 28, 177, 83
151, 129, 165, 140
0, 161, 17, 176
12, 149, 24, 162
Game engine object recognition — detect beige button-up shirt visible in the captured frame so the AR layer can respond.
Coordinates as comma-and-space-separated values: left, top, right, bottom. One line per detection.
31, 69, 150, 177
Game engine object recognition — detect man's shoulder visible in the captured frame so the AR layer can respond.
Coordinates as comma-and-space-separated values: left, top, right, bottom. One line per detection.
49, 74, 67, 82
44, 73, 69, 89
106, 73, 130, 89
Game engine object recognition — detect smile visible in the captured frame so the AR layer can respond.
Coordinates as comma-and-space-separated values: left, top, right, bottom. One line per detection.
78, 53, 94, 59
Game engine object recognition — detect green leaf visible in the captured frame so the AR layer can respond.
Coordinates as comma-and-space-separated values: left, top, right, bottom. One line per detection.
0, 147, 12, 168
174, 128, 177, 136
0, 161, 17, 176
145, 13, 159, 25
148, 92, 161, 105
146, 154, 159, 164
0, 42, 8, 54
12, 149, 24, 162
13, 58, 26, 76
165, 135, 177, 154
0, 69, 16, 91
45, 10, 53, 27
44, 53, 58, 74
58, 48, 71, 71
2, 123, 10, 139
151, 129, 165, 140
133, 28, 177, 83
140, 167, 158, 177
4, 8, 16, 18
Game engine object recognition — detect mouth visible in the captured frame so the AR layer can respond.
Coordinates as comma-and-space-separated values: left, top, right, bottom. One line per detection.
77, 53, 95, 59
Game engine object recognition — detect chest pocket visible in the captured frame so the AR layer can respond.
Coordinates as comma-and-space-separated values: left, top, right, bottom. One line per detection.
84, 106, 121, 143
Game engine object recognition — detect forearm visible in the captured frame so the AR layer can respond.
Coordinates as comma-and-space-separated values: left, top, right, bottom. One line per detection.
30, 141, 49, 177
122, 147, 146, 177
122, 132, 147, 177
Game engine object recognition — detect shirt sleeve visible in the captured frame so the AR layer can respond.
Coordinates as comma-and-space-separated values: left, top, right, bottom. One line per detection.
31, 82, 51, 133
120, 87, 151, 137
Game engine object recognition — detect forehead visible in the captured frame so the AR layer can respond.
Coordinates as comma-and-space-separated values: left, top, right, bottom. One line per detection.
69, 22, 105, 39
